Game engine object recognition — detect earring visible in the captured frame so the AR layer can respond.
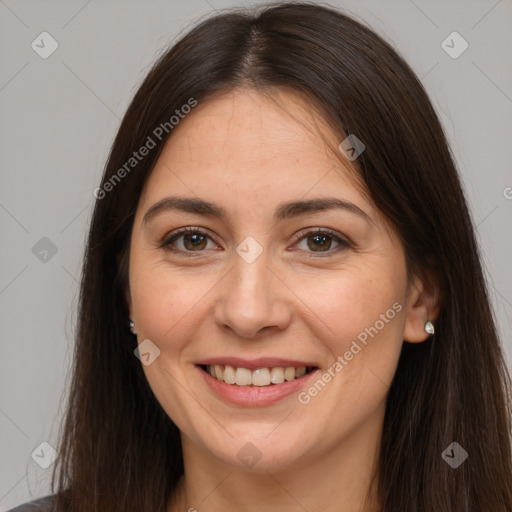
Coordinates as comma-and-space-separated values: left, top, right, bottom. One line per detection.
424, 320, 435, 335
129, 319, 137, 335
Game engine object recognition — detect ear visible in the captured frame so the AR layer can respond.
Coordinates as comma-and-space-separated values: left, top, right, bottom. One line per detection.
403, 270, 442, 343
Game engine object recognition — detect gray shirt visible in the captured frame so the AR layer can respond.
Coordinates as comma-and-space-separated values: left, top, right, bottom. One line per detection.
7, 495, 55, 512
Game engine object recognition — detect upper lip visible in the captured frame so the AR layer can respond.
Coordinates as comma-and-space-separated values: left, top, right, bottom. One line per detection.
197, 357, 318, 370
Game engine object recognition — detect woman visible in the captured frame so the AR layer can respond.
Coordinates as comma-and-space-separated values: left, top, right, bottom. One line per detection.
10, 2, 512, 511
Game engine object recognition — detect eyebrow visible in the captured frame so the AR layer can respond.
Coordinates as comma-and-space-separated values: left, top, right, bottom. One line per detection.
142, 195, 373, 226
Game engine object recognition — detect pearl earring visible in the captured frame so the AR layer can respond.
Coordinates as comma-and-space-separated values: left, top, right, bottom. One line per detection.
424, 320, 435, 335
129, 320, 137, 335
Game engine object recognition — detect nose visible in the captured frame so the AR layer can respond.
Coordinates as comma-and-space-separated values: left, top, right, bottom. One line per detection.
213, 249, 292, 339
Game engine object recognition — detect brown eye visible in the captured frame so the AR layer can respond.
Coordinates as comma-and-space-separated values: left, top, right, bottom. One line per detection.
294, 229, 350, 256
161, 228, 216, 255
181, 232, 208, 251
306, 233, 334, 251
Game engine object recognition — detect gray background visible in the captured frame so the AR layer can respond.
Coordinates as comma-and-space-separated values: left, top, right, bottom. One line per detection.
1, 0, 511, 509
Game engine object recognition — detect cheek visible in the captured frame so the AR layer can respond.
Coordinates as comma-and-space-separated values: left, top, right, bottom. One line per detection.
129, 256, 217, 343
296, 259, 407, 391
304, 269, 403, 341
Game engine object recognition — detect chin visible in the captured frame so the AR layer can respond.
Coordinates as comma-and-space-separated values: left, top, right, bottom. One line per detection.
204, 431, 315, 473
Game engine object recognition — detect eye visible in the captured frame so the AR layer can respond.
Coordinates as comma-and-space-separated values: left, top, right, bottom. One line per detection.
292, 229, 351, 256
160, 227, 351, 258
160, 227, 217, 255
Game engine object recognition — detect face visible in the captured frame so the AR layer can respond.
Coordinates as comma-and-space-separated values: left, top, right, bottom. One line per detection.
127, 88, 425, 472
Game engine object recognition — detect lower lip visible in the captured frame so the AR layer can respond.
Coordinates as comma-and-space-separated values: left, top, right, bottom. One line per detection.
197, 365, 320, 406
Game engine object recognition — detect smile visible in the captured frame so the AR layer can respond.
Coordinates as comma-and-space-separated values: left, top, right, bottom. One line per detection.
197, 361, 321, 406
203, 364, 316, 386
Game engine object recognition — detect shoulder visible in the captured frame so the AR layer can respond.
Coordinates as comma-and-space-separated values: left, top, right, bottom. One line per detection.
6, 495, 56, 512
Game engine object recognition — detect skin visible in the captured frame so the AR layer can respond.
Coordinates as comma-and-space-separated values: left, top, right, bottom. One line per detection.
126, 88, 439, 512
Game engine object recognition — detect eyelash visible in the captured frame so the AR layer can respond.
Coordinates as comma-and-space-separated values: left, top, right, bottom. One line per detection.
159, 227, 351, 258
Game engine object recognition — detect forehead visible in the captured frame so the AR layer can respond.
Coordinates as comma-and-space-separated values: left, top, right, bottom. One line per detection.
137, 88, 372, 218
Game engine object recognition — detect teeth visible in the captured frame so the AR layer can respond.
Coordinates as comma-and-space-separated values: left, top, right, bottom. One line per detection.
223, 365, 236, 384
235, 367, 252, 386
284, 367, 296, 381
295, 366, 306, 378
214, 364, 224, 381
206, 365, 311, 386
252, 368, 271, 386
270, 367, 285, 384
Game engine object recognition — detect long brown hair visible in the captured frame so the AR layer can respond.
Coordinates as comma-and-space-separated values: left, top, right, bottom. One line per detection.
51, 2, 512, 510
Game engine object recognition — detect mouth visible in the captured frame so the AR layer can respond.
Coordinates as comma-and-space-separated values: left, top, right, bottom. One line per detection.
199, 364, 318, 387
196, 360, 321, 406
